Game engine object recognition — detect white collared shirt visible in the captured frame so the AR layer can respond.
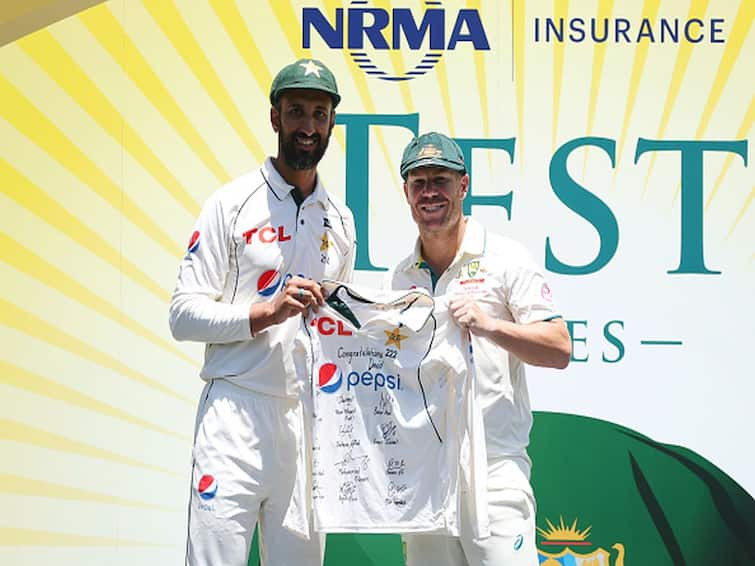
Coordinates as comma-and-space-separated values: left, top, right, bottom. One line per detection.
284, 281, 488, 538
386, 218, 560, 486
170, 158, 356, 398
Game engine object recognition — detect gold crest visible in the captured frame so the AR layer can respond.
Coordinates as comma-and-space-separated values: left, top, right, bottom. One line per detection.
417, 144, 442, 158
384, 327, 408, 349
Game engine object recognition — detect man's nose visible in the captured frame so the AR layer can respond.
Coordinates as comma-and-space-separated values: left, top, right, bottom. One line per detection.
419, 183, 439, 195
298, 115, 316, 135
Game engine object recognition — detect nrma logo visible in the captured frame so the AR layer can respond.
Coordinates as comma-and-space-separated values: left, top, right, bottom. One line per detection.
302, 1, 490, 82
318, 363, 403, 393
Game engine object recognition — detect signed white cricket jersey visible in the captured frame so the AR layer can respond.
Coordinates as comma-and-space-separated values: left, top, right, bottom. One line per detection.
300, 281, 487, 534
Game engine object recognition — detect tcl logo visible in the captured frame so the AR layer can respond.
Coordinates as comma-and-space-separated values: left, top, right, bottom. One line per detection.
310, 317, 352, 336
243, 225, 292, 244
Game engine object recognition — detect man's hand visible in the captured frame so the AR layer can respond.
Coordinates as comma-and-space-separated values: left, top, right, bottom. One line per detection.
250, 276, 325, 334
450, 294, 571, 369
449, 295, 494, 336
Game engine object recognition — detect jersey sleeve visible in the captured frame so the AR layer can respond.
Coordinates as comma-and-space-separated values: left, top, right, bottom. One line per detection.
503, 242, 560, 325
168, 191, 253, 343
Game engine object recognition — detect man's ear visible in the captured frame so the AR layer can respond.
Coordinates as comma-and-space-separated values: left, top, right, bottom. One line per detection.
270, 106, 280, 133
460, 173, 470, 199
403, 182, 409, 201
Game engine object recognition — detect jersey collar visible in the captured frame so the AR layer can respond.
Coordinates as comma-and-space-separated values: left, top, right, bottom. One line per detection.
262, 157, 329, 207
401, 217, 487, 274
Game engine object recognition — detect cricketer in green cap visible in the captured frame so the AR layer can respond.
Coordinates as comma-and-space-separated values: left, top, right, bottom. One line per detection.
400, 131, 466, 179
400, 131, 470, 237
390, 130, 571, 566
173, 54, 356, 566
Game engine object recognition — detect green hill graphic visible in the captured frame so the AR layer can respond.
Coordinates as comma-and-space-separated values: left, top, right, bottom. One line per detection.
247, 412, 755, 565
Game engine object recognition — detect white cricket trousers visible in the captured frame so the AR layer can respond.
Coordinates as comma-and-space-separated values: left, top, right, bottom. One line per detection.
404, 458, 538, 566
186, 378, 324, 566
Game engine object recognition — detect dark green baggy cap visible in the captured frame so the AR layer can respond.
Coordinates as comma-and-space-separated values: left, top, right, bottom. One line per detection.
269, 58, 341, 108
400, 132, 466, 179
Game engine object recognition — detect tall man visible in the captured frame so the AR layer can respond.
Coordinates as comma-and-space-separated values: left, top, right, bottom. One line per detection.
169, 59, 356, 566
386, 132, 571, 565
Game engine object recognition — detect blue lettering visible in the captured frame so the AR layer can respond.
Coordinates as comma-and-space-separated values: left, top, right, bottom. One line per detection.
615, 18, 630, 42
569, 18, 585, 43
711, 18, 725, 43
362, 371, 373, 388
393, 9, 444, 49
347, 371, 360, 390
346, 370, 401, 391
448, 9, 490, 50
637, 18, 655, 42
591, 18, 608, 43
303, 7, 490, 52
684, 18, 704, 43
302, 8, 343, 48
348, 8, 390, 49
660, 19, 678, 43
546, 18, 563, 42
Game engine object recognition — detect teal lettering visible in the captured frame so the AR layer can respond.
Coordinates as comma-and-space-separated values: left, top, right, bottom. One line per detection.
566, 320, 589, 362
546, 137, 619, 275
455, 138, 515, 219
634, 138, 747, 274
336, 113, 419, 271
602, 320, 625, 363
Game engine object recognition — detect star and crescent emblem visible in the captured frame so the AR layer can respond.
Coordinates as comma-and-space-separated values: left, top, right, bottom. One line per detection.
384, 326, 408, 349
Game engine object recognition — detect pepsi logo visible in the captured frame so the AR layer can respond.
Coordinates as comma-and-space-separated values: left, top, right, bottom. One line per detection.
187, 230, 200, 253
257, 270, 282, 297
198, 474, 218, 500
319, 363, 342, 393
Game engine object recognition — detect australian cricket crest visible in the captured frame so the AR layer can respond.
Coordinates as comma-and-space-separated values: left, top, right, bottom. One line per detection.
458, 260, 481, 279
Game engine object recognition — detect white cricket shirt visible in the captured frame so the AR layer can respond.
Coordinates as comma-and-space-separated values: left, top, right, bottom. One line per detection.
295, 281, 488, 536
386, 217, 561, 493
169, 158, 355, 398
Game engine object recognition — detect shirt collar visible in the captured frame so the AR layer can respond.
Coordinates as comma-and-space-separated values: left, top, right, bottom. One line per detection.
458, 216, 486, 256
401, 217, 486, 273
262, 157, 329, 207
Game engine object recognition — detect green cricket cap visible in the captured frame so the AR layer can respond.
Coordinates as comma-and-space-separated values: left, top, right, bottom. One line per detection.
400, 132, 466, 179
269, 58, 341, 108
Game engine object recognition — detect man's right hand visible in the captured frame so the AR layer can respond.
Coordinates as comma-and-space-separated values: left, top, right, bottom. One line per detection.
249, 276, 325, 335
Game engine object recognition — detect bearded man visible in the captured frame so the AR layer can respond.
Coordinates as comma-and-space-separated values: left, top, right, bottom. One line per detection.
170, 59, 356, 566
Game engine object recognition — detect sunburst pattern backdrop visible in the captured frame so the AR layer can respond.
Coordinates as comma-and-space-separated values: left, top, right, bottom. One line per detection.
0, 1, 752, 564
